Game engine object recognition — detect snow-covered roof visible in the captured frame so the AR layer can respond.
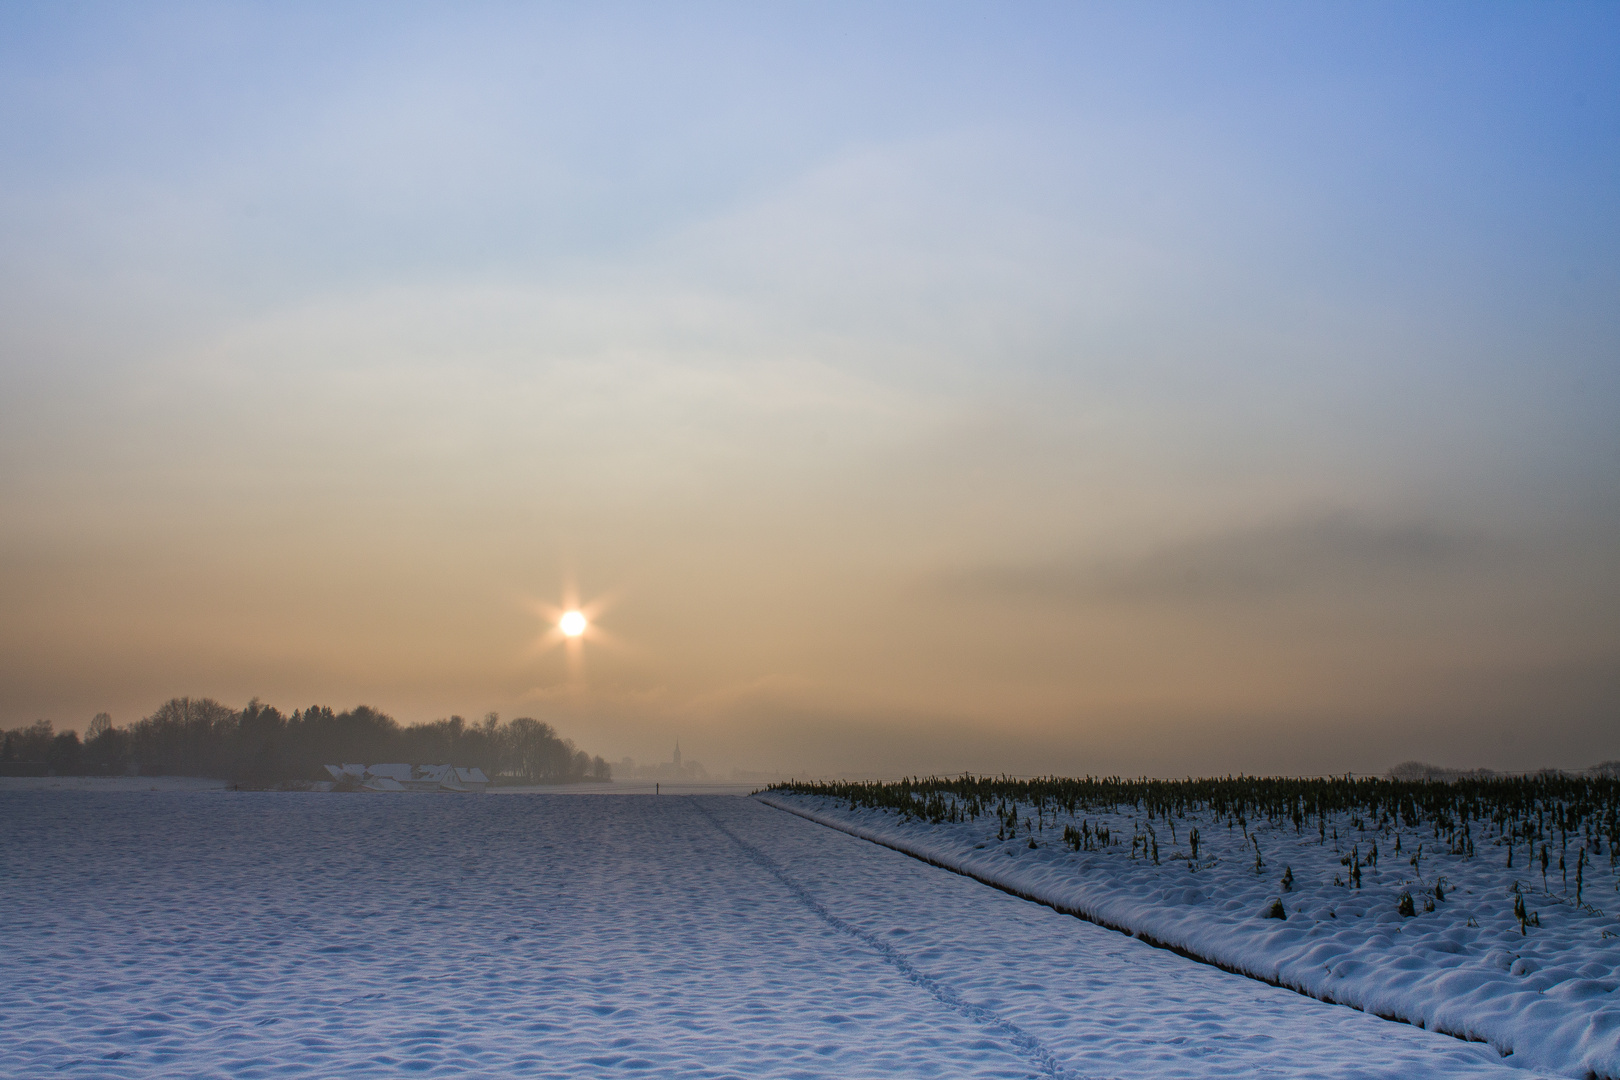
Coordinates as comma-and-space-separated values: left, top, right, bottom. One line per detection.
321, 763, 491, 791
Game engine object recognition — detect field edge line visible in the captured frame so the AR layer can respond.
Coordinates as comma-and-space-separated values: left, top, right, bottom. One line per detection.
754, 793, 1536, 1073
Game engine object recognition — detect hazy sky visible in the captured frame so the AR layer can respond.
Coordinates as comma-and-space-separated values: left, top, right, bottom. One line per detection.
2, 2, 1617, 777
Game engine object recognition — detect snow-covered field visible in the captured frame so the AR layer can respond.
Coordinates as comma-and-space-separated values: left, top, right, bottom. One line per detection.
761, 790, 1620, 1079
0, 791, 1555, 1079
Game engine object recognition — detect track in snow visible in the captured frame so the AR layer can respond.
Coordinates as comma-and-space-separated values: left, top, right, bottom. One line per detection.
0, 792, 1548, 1078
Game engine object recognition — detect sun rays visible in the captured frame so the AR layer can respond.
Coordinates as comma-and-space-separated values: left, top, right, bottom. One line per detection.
526, 585, 625, 683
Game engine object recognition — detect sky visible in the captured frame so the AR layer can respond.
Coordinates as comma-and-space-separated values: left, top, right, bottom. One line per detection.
2, 2, 1617, 778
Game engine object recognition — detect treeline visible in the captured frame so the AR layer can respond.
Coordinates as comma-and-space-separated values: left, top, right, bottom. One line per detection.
0, 699, 610, 787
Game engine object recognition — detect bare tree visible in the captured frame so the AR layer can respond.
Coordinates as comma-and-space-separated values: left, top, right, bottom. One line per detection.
86, 713, 113, 741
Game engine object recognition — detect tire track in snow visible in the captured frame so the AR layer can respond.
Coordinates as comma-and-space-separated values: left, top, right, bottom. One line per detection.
691, 797, 1104, 1080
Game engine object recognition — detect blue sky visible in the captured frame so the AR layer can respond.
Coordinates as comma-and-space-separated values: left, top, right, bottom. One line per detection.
2, 3, 1617, 775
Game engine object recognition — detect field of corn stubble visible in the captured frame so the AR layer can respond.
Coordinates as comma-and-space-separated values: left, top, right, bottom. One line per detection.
764, 773, 1620, 1079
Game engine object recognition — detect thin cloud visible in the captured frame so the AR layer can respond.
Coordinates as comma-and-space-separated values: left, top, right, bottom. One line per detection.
939, 514, 1483, 606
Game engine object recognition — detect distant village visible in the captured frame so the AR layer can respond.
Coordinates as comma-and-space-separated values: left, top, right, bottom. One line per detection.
618, 741, 708, 781
616, 742, 784, 784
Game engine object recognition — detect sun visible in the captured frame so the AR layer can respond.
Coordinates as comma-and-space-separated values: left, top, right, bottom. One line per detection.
526, 589, 620, 666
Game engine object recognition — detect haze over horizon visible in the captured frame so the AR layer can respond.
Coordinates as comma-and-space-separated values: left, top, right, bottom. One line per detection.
2, 3, 1617, 779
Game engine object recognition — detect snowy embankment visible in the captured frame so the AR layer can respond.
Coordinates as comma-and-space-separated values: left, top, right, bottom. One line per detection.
759, 791, 1620, 1079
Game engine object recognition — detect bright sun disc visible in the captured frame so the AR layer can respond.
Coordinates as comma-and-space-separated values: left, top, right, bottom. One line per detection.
560, 610, 587, 637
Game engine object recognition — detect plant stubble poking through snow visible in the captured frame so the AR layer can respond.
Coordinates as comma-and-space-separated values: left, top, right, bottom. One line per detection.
764, 773, 1620, 1080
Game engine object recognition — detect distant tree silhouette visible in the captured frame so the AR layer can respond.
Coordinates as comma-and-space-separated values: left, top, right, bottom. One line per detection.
1, 720, 58, 775
1, 700, 611, 787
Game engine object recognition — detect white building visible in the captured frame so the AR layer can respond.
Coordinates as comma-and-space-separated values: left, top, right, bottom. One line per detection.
323, 763, 490, 792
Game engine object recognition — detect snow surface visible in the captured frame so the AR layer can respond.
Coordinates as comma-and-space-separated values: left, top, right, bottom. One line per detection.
0, 791, 1551, 1078
761, 791, 1620, 1079
489, 780, 763, 796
